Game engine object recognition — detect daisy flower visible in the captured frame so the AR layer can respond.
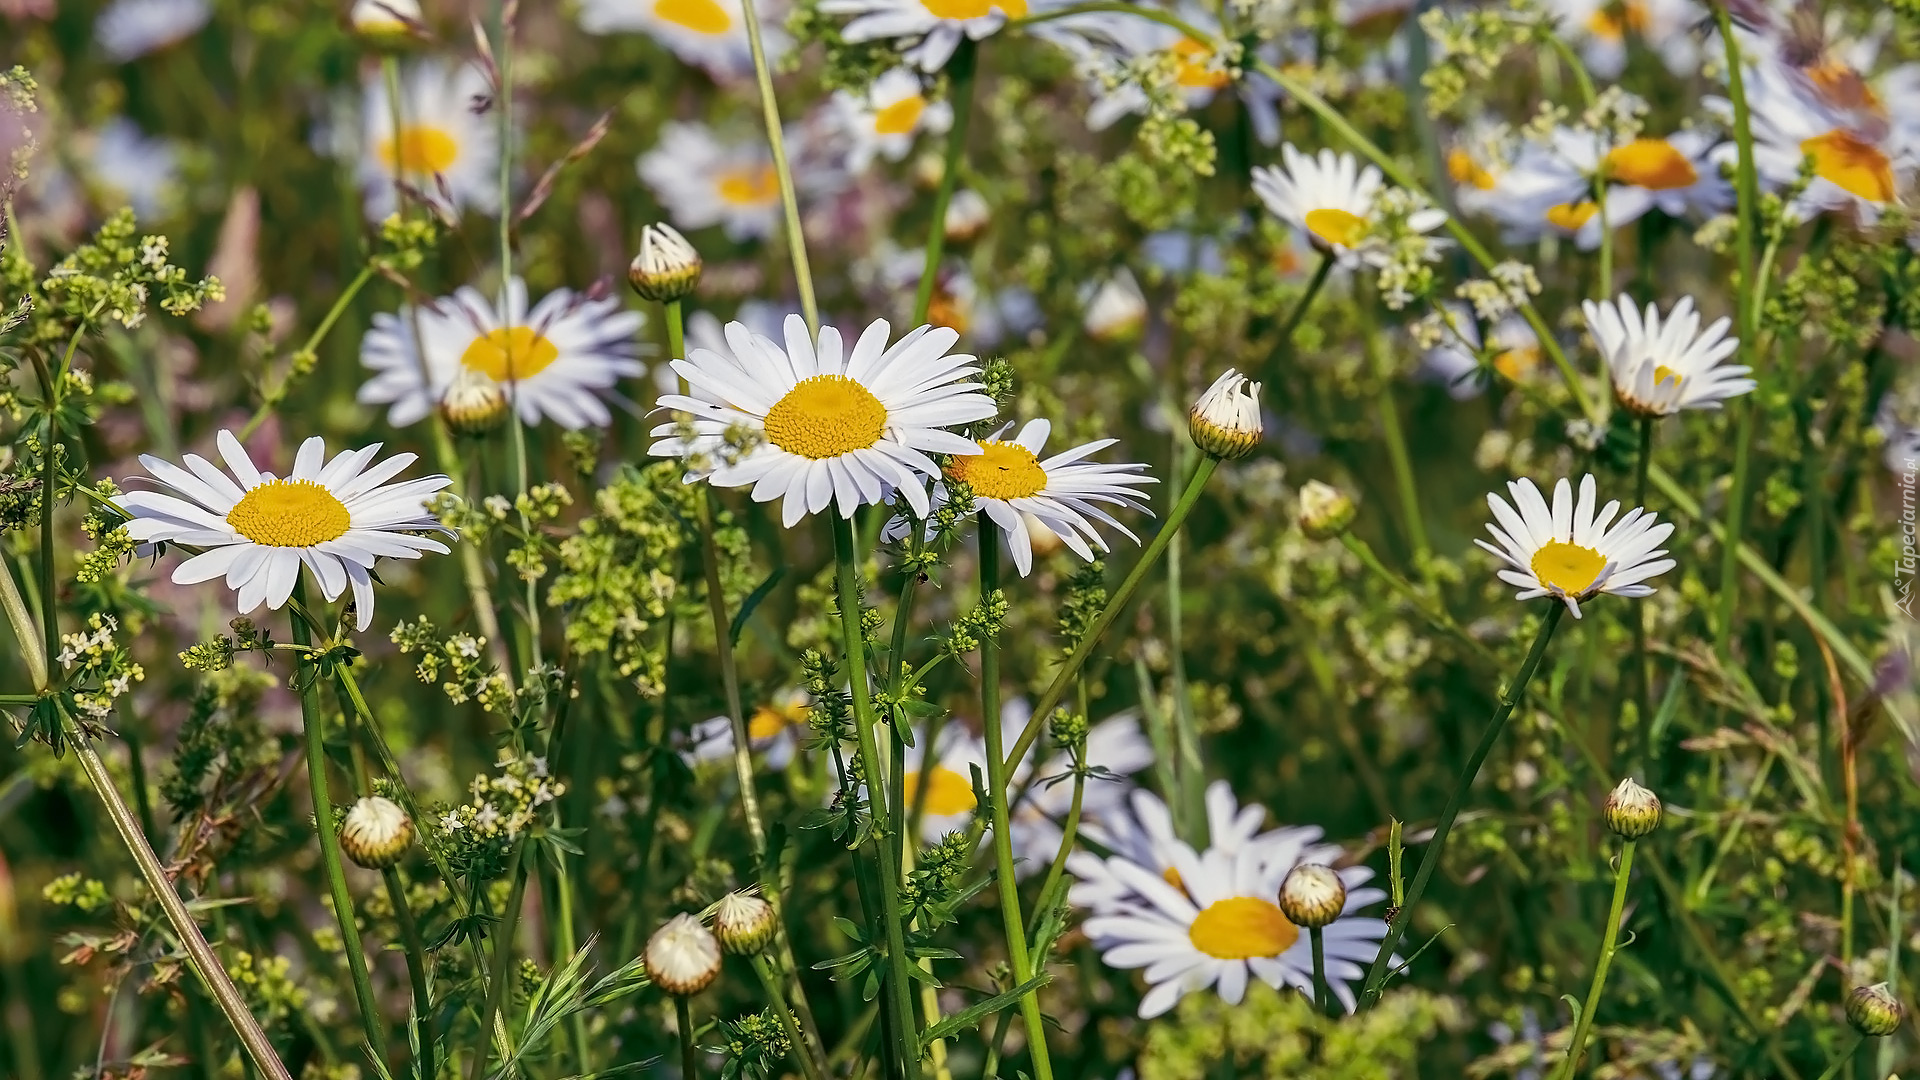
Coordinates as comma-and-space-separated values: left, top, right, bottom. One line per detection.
818, 0, 1029, 72
831, 67, 953, 172
1714, 59, 1917, 224
1252, 144, 1447, 269
649, 314, 996, 526
1077, 828, 1388, 1016
942, 419, 1155, 576
638, 122, 785, 241
1419, 304, 1543, 400
1036, 7, 1285, 142
119, 431, 452, 631
358, 278, 645, 431
95, 0, 210, 61
357, 59, 501, 223
1541, 0, 1701, 79
1070, 781, 1322, 909
684, 689, 811, 770
1478, 126, 1729, 250
1476, 474, 1676, 618
1582, 294, 1753, 417
575, 0, 791, 80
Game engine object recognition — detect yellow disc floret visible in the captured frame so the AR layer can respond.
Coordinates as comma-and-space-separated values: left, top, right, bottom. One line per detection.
1529, 539, 1607, 595
461, 326, 561, 382
227, 480, 353, 548
763, 375, 890, 459
1188, 897, 1300, 960
945, 441, 1048, 500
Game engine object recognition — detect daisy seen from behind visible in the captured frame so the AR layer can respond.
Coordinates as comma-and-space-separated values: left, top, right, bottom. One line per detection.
1252, 144, 1447, 269
119, 431, 453, 631
358, 277, 646, 430
649, 314, 996, 526
832, 67, 953, 172
357, 59, 501, 223
819, 0, 1030, 72
1582, 294, 1753, 417
575, 0, 791, 80
944, 419, 1155, 576
1476, 474, 1675, 618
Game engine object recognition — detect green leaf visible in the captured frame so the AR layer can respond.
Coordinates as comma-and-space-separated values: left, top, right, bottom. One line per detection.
919, 972, 1052, 1045
730, 566, 786, 645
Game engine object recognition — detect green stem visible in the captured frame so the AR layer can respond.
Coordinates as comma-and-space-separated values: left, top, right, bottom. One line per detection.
1309, 926, 1328, 1016
289, 596, 391, 1062
1274, 254, 1333, 355
237, 265, 377, 442
1367, 317, 1429, 568
1003, 455, 1219, 773
1025, 756, 1086, 946
1712, 0, 1760, 654
752, 954, 826, 1080
383, 867, 436, 1080
1632, 415, 1653, 759
551, 859, 590, 1072
977, 517, 1054, 1080
830, 514, 923, 1080
468, 842, 530, 1080
1812, 1034, 1864, 1080
738, 0, 818, 330
1553, 840, 1637, 1080
1358, 602, 1565, 1007
0, 559, 47, 691
913, 41, 977, 324
677, 996, 701, 1080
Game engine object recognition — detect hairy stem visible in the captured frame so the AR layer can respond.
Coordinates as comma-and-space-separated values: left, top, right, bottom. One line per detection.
1553, 840, 1637, 1080
0, 559, 47, 691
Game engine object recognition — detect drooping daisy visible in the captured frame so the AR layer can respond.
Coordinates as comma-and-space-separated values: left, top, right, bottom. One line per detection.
831, 68, 953, 172
650, 314, 996, 526
638, 122, 787, 241
1252, 144, 1447, 269
575, 0, 791, 79
684, 689, 812, 770
1475, 474, 1675, 618
818, 0, 1029, 72
359, 277, 646, 430
1541, 0, 1702, 78
1077, 830, 1388, 1016
1419, 303, 1543, 400
357, 59, 501, 223
942, 419, 1155, 576
1582, 294, 1752, 417
119, 431, 453, 631
95, 0, 211, 61
1070, 781, 1326, 909
84, 118, 180, 222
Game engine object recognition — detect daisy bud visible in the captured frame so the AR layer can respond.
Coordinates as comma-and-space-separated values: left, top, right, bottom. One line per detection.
439, 368, 510, 437
1847, 982, 1904, 1037
347, 0, 424, 49
713, 891, 776, 955
944, 189, 991, 244
1602, 777, 1662, 840
1277, 864, 1346, 929
629, 223, 702, 304
1188, 369, 1263, 461
339, 796, 413, 869
1297, 480, 1355, 539
645, 912, 722, 997
1082, 270, 1146, 345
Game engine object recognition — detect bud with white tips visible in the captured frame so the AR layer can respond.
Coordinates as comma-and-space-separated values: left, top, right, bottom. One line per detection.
1847, 982, 1903, 1037
713, 891, 776, 955
944, 189, 991, 244
1189, 369, 1263, 460
628, 223, 702, 303
646, 912, 723, 996
339, 796, 414, 869
347, 0, 424, 49
439, 367, 510, 437
1082, 269, 1146, 345
1603, 777, 1662, 840
1297, 480, 1355, 539
1277, 863, 1347, 928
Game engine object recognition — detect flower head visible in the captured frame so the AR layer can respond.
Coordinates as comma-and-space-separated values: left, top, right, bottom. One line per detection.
355, 59, 501, 222
831, 68, 953, 172
1189, 369, 1262, 460
939, 419, 1155, 576
1474, 474, 1675, 618
819, 0, 1028, 71
714, 891, 777, 955
1277, 864, 1347, 929
1602, 777, 1662, 839
1253, 144, 1447, 269
340, 796, 414, 869
629, 222, 703, 303
347, 0, 425, 48
1846, 982, 1904, 1037
645, 913, 723, 996
1297, 480, 1356, 540
1583, 294, 1752, 417
577, 0, 790, 79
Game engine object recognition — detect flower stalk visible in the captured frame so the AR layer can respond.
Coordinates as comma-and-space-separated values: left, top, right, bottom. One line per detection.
912, 40, 977, 325
1712, 0, 1761, 653
737, 0, 817, 329
1553, 840, 1637, 1080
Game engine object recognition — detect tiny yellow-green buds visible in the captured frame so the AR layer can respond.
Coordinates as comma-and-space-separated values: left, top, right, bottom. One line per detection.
1189, 369, 1263, 461
713, 891, 776, 955
1603, 777, 1662, 840
1846, 982, 1903, 1037
629, 223, 702, 304
440, 368, 510, 437
944, 189, 991, 244
347, 0, 424, 49
1297, 480, 1356, 539
339, 796, 414, 869
1277, 864, 1346, 928
646, 913, 723, 996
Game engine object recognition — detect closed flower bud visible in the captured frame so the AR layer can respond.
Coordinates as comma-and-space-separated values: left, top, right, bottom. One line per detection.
1847, 982, 1903, 1037
1189, 369, 1263, 461
1603, 777, 1662, 839
713, 891, 776, 955
628, 223, 702, 303
347, 0, 424, 49
439, 368, 509, 437
944, 189, 991, 244
646, 912, 722, 996
1082, 270, 1146, 345
1277, 864, 1346, 929
1297, 480, 1355, 539
339, 796, 413, 869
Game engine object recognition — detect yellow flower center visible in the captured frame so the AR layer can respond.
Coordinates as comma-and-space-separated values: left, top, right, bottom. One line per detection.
461, 326, 561, 382
1653, 363, 1680, 386
1545, 201, 1598, 231
1493, 346, 1540, 382
944, 441, 1048, 501
874, 94, 928, 136
1584, 0, 1647, 40
1605, 138, 1697, 190
227, 480, 353, 548
918, 0, 1024, 19
905, 766, 977, 816
748, 703, 806, 741
653, 0, 732, 32
1188, 897, 1300, 960
1806, 57, 1882, 116
1800, 129, 1894, 203
379, 125, 460, 176
1304, 208, 1367, 249
717, 165, 780, 206
1171, 38, 1230, 90
1447, 147, 1497, 191
763, 375, 889, 459
1529, 539, 1607, 595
